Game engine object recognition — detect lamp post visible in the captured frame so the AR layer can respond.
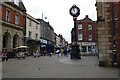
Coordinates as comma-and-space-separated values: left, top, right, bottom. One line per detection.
69, 4, 81, 59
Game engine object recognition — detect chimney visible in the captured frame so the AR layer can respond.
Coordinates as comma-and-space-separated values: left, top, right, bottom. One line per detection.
47, 22, 49, 24
86, 15, 89, 18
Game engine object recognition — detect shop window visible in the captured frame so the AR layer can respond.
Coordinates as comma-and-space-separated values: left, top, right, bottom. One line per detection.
81, 46, 86, 52
88, 46, 92, 52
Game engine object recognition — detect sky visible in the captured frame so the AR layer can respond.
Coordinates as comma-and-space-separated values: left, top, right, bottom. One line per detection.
22, 0, 97, 43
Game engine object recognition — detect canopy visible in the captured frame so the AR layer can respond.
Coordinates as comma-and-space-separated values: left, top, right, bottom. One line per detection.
15, 46, 29, 49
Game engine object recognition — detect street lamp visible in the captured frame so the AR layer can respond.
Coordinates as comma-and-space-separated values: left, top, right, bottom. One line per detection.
69, 4, 81, 59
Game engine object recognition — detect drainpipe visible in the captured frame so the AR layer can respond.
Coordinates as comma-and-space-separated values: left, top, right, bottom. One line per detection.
111, 1, 117, 66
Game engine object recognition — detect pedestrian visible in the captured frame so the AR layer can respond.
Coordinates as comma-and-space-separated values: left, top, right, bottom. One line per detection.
76, 45, 81, 59
64, 48, 67, 57
2, 50, 8, 61
43, 50, 46, 57
49, 52, 52, 57
61, 48, 64, 57
36, 50, 40, 57
56, 50, 60, 57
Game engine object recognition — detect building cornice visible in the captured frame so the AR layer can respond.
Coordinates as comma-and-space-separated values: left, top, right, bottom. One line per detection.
26, 14, 40, 24
1, 20, 23, 31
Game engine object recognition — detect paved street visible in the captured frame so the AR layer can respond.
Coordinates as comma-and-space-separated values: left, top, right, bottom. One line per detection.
2, 54, 119, 78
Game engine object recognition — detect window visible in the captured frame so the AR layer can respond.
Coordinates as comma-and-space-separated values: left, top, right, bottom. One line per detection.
29, 31, 32, 38
88, 34, 92, 41
78, 24, 82, 30
6, 10, 10, 22
81, 46, 86, 52
78, 33, 83, 41
88, 46, 92, 52
35, 33, 38, 40
36, 24, 38, 29
29, 19, 32, 26
15, 14, 19, 24
88, 24, 92, 30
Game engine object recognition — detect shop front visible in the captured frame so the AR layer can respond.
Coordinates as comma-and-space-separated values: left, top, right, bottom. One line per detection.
40, 43, 47, 56
78, 42, 96, 55
47, 44, 54, 54
40, 39, 47, 56
26, 38, 40, 55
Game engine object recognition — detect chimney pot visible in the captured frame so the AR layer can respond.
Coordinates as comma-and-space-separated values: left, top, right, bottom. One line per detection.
86, 15, 88, 18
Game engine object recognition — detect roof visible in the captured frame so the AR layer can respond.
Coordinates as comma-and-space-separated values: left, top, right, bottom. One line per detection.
77, 15, 95, 22
4, 0, 26, 12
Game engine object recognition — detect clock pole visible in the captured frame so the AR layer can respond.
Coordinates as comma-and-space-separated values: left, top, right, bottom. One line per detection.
69, 4, 81, 59
73, 17, 77, 42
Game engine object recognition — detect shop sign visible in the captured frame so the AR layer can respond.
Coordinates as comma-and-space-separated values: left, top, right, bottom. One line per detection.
91, 42, 95, 45
41, 45, 46, 47
82, 42, 91, 45
82, 42, 96, 46
77, 42, 81, 45
40, 39, 47, 44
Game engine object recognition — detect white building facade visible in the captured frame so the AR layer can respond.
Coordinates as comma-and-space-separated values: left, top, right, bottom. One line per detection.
25, 14, 40, 55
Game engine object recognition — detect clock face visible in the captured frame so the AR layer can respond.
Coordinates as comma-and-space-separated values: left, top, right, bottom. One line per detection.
69, 5, 80, 17
71, 8, 78, 15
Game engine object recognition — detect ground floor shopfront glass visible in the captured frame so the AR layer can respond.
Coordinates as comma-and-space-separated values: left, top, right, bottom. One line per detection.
81, 46, 94, 54
78, 42, 97, 55
27, 39, 40, 55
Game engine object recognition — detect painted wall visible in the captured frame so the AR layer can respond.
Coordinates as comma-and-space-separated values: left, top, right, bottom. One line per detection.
26, 14, 40, 40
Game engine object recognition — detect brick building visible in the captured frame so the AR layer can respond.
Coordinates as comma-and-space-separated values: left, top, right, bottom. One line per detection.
96, 1, 120, 66
71, 15, 97, 55
0, 0, 26, 52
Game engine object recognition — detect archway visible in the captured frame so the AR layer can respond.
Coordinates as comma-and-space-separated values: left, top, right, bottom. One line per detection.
3, 32, 11, 50
13, 34, 19, 48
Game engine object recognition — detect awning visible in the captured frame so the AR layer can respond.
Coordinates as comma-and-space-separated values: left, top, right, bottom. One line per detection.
15, 46, 29, 49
